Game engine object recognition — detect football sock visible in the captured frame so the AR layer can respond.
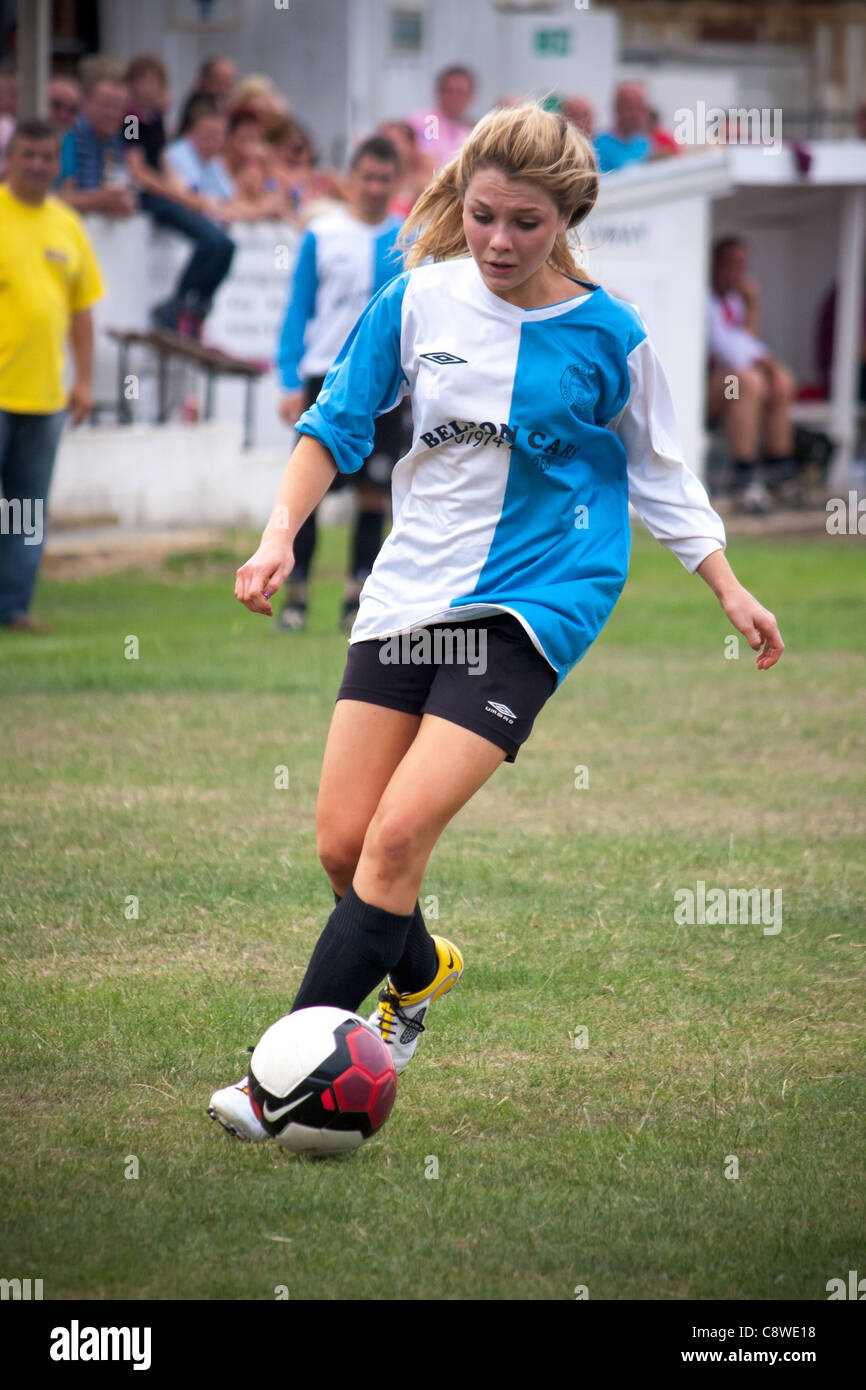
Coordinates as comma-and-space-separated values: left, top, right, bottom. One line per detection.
290, 884, 414, 1014
390, 904, 439, 995
332, 889, 438, 996
762, 452, 796, 482
289, 510, 317, 582
734, 458, 759, 485
351, 508, 384, 581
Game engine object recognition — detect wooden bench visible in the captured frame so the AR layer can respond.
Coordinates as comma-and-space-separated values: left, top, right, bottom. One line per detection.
107, 329, 269, 449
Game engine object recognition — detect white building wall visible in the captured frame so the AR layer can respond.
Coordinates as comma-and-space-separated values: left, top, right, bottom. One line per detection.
347, 0, 618, 145
99, 0, 351, 165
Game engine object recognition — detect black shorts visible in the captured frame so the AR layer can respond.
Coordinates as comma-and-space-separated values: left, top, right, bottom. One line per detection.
335, 613, 558, 764
305, 375, 407, 494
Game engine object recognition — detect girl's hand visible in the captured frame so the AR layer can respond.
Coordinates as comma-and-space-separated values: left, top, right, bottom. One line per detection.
235, 537, 295, 617
719, 584, 784, 669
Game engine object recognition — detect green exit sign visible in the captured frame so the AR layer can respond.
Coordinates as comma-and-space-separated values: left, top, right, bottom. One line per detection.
533, 27, 571, 57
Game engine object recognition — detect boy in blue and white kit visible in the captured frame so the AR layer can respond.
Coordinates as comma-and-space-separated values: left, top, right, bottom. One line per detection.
213, 104, 785, 1143
274, 134, 408, 631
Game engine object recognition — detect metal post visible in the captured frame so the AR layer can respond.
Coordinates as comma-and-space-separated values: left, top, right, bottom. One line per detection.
157, 351, 169, 424
829, 186, 866, 489
117, 340, 127, 425
17, 0, 50, 120
243, 379, 255, 451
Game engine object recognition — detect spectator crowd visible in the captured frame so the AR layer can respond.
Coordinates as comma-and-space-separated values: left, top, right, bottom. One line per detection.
0, 55, 696, 342
0, 50, 851, 631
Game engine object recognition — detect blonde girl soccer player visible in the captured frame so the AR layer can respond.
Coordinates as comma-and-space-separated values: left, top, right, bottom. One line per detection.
209, 103, 784, 1141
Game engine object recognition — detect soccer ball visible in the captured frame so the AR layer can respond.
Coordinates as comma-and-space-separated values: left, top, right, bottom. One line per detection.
247, 1006, 397, 1155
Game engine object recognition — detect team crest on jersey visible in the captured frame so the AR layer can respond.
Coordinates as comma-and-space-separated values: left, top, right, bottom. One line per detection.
560, 364, 597, 422
419, 351, 467, 364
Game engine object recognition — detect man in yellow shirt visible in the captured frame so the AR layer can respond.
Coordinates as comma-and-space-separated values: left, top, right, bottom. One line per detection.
0, 118, 104, 632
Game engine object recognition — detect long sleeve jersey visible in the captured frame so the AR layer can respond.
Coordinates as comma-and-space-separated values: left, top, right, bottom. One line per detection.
295, 255, 727, 688
275, 206, 404, 389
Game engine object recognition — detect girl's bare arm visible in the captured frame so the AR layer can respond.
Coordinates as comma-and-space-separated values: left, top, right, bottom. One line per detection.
235, 433, 338, 616
696, 548, 784, 670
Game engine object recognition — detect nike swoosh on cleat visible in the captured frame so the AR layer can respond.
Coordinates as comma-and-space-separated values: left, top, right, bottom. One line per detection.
261, 1092, 313, 1122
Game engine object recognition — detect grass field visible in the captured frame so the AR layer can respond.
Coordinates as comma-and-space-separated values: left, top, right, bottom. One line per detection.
1, 523, 864, 1301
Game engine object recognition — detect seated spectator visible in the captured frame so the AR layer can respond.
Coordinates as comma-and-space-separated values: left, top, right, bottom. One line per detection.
49, 76, 82, 134
164, 96, 234, 202
56, 71, 137, 217
122, 53, 180, 196
648, 105, 680, 157
123, 54, 235, 337
167, 97, 295, 223
594, 82, 652, 173
562, 95, 594, 139
408, 65, 476, 169
264, 116, 310, 220
265, 118, 344, 219
706, 237, 799, 513
228, 74, 289, 123
377, 119, 434, 218
222, 108, 287, 219
177, 56, 237, 132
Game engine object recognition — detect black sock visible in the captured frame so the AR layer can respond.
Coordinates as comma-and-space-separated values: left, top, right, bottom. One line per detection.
762, 453, 796, 483
289, 510, 317, 585
351, 508, 384, 580
332, 889, 438, 997
734, 458, 759, 486
290, 884, 414, 1013
390, 902, 439, 995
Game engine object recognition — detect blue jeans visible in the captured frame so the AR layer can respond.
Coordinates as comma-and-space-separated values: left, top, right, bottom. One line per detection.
138, 192, 235, 306
0, 408, 66, 623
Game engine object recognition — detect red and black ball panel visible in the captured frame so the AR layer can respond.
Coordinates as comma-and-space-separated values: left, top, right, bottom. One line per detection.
249, 1019, 397, 1140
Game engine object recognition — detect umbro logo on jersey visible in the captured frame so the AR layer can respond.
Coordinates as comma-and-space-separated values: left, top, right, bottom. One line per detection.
485, 700, 517, 725
419, 351, 467, 364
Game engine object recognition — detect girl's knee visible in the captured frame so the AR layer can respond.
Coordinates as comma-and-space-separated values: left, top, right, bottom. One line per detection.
362, 811, 429, 880
316, 829, 363, 886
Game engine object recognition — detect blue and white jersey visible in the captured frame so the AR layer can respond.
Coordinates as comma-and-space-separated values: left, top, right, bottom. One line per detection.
295, 255, 727, 688
276, 207, 404, 389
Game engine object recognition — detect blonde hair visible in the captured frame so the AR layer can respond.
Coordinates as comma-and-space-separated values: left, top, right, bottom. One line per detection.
399, 101, 598, 278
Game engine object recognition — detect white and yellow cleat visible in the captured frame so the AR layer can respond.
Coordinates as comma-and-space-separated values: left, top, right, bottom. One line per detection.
367, 936, 463, 1074
207, 1074, 270, 1142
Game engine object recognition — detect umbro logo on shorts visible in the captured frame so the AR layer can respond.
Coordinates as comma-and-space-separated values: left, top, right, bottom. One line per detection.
419, 351, 467, 364
485, 700, 517, 725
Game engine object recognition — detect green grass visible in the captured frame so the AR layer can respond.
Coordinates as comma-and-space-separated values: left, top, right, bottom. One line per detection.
1, 523, 864, 1300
